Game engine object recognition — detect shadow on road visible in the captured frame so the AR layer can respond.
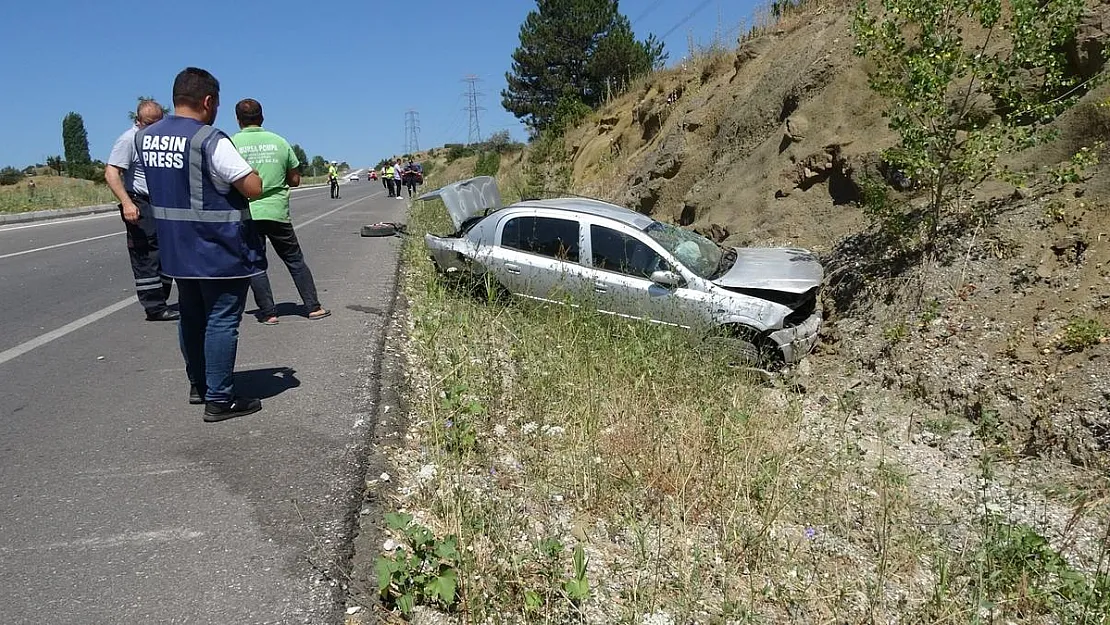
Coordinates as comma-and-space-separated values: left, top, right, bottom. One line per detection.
234, 367, 301, 399
245, 302, 316, 320
346, 304, 384, 316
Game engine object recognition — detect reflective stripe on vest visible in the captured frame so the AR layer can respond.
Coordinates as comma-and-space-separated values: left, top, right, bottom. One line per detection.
147, 125, 249, 224
134, 115, 265, 279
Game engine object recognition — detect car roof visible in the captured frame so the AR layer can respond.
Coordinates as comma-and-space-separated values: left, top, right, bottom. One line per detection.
506, 197, 655, 230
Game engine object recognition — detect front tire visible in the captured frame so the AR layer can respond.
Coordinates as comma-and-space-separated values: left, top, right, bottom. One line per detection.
703, 326, 780, 369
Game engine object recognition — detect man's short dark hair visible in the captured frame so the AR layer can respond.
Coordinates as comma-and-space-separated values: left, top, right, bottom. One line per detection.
235, 98, 264, 126
172, 67, 220, 108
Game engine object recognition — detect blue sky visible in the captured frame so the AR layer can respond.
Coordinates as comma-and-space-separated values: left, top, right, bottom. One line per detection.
0, 0, 759, 168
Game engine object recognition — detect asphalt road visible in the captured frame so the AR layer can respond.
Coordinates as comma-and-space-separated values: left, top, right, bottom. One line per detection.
0, 179, 406, 624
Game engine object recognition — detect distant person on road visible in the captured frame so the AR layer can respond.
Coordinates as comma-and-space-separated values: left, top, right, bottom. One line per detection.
105, 99, 178, 322
139, 67, 266, 422
231, 98, 331, 326
382, 162, 395, 197
402, 159, 422, 197
392, 159, 404, 199
327, 161, 340, 199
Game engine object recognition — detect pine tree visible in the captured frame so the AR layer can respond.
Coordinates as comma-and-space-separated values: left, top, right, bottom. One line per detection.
62, 112, 91, 175
501, 0, 665, 133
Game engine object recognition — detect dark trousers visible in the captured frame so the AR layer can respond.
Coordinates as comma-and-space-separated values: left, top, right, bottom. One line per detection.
405, 178, 417, 197
177, 278, 249, 403
249, 220, 322, 318
329, 178, 340, 199
121, 195, 171, 315
386, 178, 396, 196
381, 176, 388, 190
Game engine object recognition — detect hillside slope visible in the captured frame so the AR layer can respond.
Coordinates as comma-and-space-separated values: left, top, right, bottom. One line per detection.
384, 5, 1110, 621
524, 1, 1110, 473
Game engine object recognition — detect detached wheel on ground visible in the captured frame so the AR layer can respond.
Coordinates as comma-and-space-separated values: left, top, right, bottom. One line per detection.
360, 223, 398, 237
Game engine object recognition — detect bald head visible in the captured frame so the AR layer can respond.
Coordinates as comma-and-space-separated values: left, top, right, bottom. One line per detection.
136, 100, 164, 128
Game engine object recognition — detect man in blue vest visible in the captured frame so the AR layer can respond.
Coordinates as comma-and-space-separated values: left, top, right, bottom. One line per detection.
138, 67, 266, 422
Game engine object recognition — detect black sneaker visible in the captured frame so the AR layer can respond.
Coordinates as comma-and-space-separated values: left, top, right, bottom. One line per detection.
188, 384, 206, 405
147, 309, 181, 321
203, 397, 262, 423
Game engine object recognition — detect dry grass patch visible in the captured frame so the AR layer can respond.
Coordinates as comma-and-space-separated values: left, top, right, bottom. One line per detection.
366, 148, 1110, 622
0, 175, 115, 214
368, 194, 1099, 625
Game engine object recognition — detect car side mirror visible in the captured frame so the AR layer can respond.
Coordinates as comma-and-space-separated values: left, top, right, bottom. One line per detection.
650, 270, 683, 289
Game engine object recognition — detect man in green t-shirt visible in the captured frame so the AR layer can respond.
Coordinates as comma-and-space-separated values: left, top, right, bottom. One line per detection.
232, 98, 330, 325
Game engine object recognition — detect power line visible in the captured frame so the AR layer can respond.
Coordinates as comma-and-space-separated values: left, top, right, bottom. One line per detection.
404, 110, 421, 154
657, 0, 715, 41
632, 0, 666, 25
463, 75, 485, 145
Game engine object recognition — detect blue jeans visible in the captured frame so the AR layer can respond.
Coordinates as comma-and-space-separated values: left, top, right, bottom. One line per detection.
176, 278, 250, 403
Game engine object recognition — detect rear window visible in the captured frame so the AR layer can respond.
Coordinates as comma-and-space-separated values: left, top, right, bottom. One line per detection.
501, 216, 580, 262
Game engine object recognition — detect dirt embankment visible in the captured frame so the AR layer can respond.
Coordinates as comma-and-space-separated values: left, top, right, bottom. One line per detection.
539, 1, 1110, 469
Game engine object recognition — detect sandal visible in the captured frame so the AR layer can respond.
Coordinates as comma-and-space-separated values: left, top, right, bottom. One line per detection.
261, 315, 279, 325
308, 308, 331, 320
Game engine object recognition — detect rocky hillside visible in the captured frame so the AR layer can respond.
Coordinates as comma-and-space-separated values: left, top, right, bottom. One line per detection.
515, 0, 1110, 470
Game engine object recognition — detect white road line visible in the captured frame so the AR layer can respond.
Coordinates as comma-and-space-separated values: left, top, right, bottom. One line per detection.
0, 211, 118, 232
0, 180, 333, 234
297, 190, 382, 228
0, 528, 204, 553
0, 189, 382, 366
0, 296, 137, 367
0, 188, 379, 260
0, 231, 124, 260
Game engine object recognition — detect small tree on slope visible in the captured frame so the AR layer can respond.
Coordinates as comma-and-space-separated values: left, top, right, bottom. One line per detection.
851, 0, 1088, 251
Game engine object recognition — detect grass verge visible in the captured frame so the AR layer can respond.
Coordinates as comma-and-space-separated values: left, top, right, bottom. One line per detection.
370, 171, 1110, 623
0, 176, 115, 214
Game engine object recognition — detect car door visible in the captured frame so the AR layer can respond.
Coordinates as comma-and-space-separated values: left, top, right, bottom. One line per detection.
484, 213, 587, 304
583, 223, 713, 328
582, 223, 680, 323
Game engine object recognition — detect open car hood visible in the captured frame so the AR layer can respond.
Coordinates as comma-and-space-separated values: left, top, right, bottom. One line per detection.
712, 247, 824, 293
416, 176, 502, 231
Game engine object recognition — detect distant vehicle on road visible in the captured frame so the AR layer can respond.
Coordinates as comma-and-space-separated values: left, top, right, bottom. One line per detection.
418, 176, 824, 367
369, 170, 378, 181
348, 173, 359, 182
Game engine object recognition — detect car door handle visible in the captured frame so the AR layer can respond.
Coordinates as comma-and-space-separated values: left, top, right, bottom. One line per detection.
594, 281, 607, 293
505, 264, 521, 275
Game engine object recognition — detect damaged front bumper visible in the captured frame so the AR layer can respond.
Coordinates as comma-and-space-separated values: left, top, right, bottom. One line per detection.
768, 310, 822, 364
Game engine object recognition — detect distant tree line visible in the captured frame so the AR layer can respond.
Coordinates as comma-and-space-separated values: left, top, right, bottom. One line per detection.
3, 98, 344, 189
444, 130, 526, 163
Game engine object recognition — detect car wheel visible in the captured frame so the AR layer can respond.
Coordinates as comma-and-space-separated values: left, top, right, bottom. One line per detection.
703, 327, 779, 369
360, 223, 397, 237
703, 335, 762, 365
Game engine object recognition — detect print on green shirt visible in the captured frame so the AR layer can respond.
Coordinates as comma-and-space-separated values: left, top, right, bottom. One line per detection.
231, 126, 300, 222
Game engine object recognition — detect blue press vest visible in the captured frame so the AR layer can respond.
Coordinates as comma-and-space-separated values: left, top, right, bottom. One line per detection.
135, 116, 266, 279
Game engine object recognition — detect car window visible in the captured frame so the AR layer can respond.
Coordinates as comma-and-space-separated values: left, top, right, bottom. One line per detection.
644, 222, 722, 279
590, 225, 665, 279
501, 216, 580, 262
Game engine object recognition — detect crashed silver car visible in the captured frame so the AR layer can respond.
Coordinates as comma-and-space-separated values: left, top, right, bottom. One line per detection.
417, 176, 823, 365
